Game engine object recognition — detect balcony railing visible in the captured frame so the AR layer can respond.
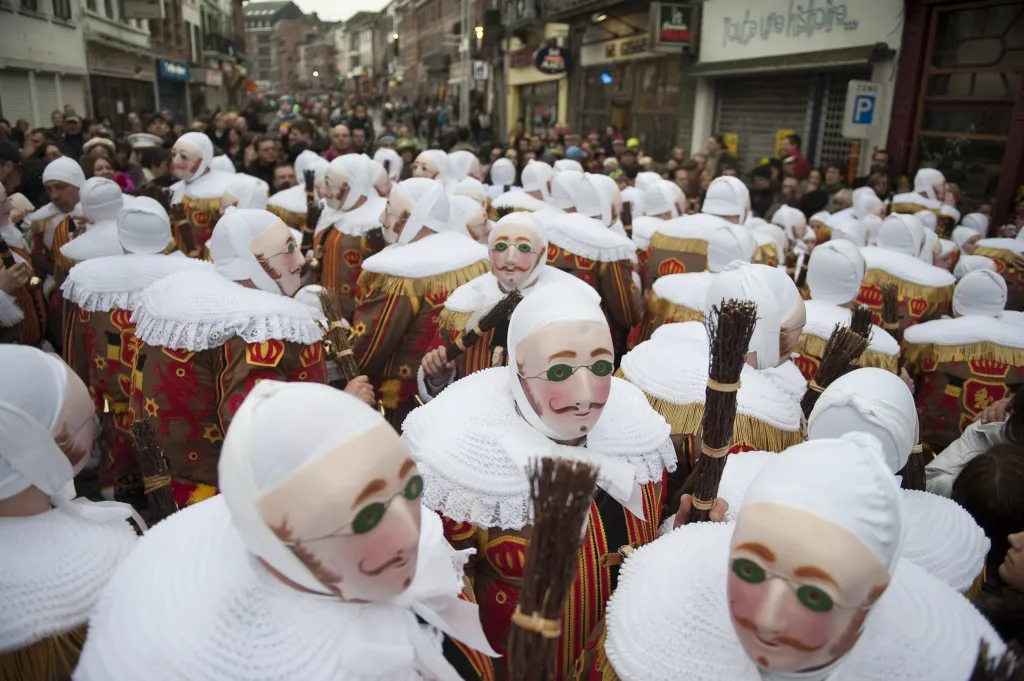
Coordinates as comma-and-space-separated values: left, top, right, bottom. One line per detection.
203, 32, 245, 57
544, 0, 628, 21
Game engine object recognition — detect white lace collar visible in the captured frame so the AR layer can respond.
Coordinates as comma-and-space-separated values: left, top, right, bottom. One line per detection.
803, 299, 899, 356
493, 190, 548, 212
402, 368, 675, 530
131, 268, 325, 352
604, 522, 1002, 681
620, 325, 802, 433
62, 254, 212, 313
171, 170, 234, 201
330, 195, 387, 236
544, 213, 638, 264
26, 202, 80, 249
59, 221, 123, 262
760, 360, 808, 400
651, 272, 716, 312
267, 184, 307, 213
444, 265, 594, 317
75, 497, 495, 681
0, 508, 137, 651
903, 315, 1024, 349
361, 232, 488, 280
631, 216, 664, 251
861, 246, 956, 288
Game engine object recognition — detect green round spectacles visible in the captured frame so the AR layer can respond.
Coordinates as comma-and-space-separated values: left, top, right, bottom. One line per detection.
520, 359, 614, 383
286, 475, 425, 543
492, 241, 534, 254
731, 558, 838, 614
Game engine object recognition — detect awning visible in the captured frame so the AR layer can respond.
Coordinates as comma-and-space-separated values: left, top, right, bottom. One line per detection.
690, 43, 895, 78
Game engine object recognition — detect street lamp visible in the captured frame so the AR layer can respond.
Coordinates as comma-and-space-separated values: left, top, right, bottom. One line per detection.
313, 70, 319, 78
474, 25, 484, 40
392, 32, 399, 40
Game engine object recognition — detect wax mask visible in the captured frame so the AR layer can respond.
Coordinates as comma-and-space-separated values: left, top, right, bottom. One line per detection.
489, 222, 542, 290
412, 154, 439, 179
52, 364, 96, 474
791, 214, 809, 241
170, 140, 204, 182
380, 193, 411, 245
779, 297, 806, 360
515, 320, 614, 440
323, 168, 353, 211
373, 168, 391, 198
728, 503, 890, 673
465, 207, 490, 244
257, 423, 422, 601
469, 157, 484, 181
0, 185, 10, 223
250, 220, 304, 296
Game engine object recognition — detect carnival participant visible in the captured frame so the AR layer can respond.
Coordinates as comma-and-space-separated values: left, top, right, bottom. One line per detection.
350, 178, 488, 429
208, 155, 236, 174
167, 132, 234, 249
971, 237, 1024, 311
0, 346, 140, 680
266, 150, 326, 233
486, 157, 516, 199
0, 184, 45, 347
402, 283, 675, 680
311, 154, 386, 319
411, 150, 448, 181
58, 177, 125, 265
373, 147, 403, 186
745, 216, 787, 268
792, 240, 899, 379
595, 434, 1003, 681
221, 173, 269, 211
492, 160, 551, 213
24, 156, 84, 295
74, 381, 497, 681
771, 204, 815, 251
128, 208, 341, 507
891, 167, 960, 237
420, 212, 598, 399
61, 198, 209, 505
904, 269, 1024, 454
449, 194, 491, 245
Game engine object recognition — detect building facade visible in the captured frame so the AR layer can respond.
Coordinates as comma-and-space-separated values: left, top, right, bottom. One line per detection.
244, 0, 304, 93
83, 0, 156, 129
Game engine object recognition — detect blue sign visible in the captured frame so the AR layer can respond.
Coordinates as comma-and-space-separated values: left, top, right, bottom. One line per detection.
535, 42, 570, 75
852, 93, 875, 124
157, 59, 190, 82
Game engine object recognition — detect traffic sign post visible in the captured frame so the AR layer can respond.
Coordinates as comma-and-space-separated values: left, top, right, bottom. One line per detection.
842, 80, 882, 140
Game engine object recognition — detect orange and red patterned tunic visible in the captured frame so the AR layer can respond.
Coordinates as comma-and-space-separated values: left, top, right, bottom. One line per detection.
314, 228, 375, 320
0, 245, 46, 347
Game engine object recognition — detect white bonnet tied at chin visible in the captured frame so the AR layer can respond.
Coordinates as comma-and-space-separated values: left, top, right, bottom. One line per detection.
831, 217, 867, 247
373, 147, 403, 182
218, 380, 388, 596
450, 195, 486, 236
416, 150, 449, 181
954, 253, 996, 280
554, 159, 583, 174
224, 174, 269, 210
704, 261, 783, 370
642, 180, 681, 218
914, 209, 938, 233
489, 158, 516, 187
852, 186, 883, 219
328, 153, 376, 210
961, 212, 989, 239
209, 155, 236, 174
771, 205, 809, 244
740, 432, 904, 572
79, 177, 125, 222
117, 196, 173, 254
390, 178, 453, 243
806, 239, 865, 305
293, 150, 323, 181
42, 156, 86, 188
953, 269, 1007, 318
807, 368, 918, 476
174, 132, 214, 182
507, 282, 609, 441
702, 176, 749, 221
707, 222, 757, 272
521, 160, 553, 200
878, 213, 926, 257
549, 170, 583, 210
914, 168, 945, 202
207, 207, 287, 293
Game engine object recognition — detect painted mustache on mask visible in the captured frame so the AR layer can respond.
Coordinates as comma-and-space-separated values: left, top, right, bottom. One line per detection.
733, 615, 825, 653
497, 263, 531, 272
551, 401, 607, 414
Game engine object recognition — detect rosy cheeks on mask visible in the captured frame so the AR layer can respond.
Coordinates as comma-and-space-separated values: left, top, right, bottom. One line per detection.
251, 222, 304, 296
53, 367, 96, 473
489, 239, 539, 288
411, 161, 437, 179
467, 214, 490, 243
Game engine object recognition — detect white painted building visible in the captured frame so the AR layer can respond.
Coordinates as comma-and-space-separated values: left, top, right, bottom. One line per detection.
0, 0, 91, 126
81, 0, 156, 127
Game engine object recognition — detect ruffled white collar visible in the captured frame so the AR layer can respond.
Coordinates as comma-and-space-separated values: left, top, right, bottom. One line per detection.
861, 246, 956, 288
74, 497, 495, 681
444, 265, 596, 318
803, 299, 899, 356
131, 268, 324, 352
543, 213, 637, 264
0, 508, 137, 651
631, 216, 664, 251
171, 169, 234, 201
903, 315, 1024, 348
976, 237, 1024, 255
62, 253, 211, 313
59, 220, 123, 262
604, 522, 1002, 681
267, 184, 307, 213
492, 190, 548, 212
361, 232, 487, 280
760, 360, 808, 400
25, 202, 81, 249
651, 272, 716, 312
402, 368, 675, 530
329, 196, 387, 236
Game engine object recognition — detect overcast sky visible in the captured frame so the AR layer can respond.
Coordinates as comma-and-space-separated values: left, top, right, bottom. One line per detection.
291, 0, 390, 21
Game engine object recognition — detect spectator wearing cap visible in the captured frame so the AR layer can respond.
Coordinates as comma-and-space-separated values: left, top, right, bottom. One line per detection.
612, 135, 626, 158
377, 133, 397, 150
0, 141, 24, 196
781, 133, 810, 180
587, 130, 600, 147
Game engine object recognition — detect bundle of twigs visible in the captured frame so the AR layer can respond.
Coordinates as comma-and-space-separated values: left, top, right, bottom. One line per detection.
364, 225, 387, 254
881, 282, 900, 335
131, 184, 173, 213
444, 289, 523, 362
302, 169, 319, 251
691, 300, 757, 523
507, 457, 598, 681
900, 444, 927, 491
800, 323, 869, 418
495, 205, 515, 220
0, 238, 16, 269
169, 203, 198, 256
969, 641, 1024, 681
317, 288, 361, 381
620, 200, 633, 239
66, 216, 78, 237
849, 305, 874, 341
131, 419, 179, 524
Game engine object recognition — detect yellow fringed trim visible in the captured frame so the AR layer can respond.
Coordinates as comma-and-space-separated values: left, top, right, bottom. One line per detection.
796, 334, 899, 373
266, 204, 307, 228
648, 232, 709, 255
863, 268, 955, 303
645, 291, 704, 323
972, 246, 1017, 266
891, 202, 938, 215
903, 341, 1024, 369
0, 624, 87, 681
437, 307, 473, 331
964, 567, 985, 602
754, 242, 780, 266
597, 626, 622, 681
357, 260, 490, 297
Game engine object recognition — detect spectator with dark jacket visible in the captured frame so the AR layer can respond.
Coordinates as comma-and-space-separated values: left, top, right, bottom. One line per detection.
347, 103, 375, 144
246, 135, 279, 188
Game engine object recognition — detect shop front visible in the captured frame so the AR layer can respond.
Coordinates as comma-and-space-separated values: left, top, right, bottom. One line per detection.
504, 24, 570, 139
690, 0, 902, 174
156, 59, 191, 124
88, 41, 157, 130
888, 0, 1024, 227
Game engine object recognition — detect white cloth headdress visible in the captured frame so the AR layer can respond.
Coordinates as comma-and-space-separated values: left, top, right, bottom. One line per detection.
852, 187, 883, 219
452, 177, 487, 206
954, 253, 995, 279
634, 172, 661, 193
704, 262, 783, 369
572, 174, 612, 225
327, 154, 375, 211
952, 226, 979, 247
489, 158, 515, 186
416, 150, 449, 181
42, 156, 86, 188
742, 432, 904, 570
914, 168, 945, 202
806, 239, 865, 305
174, 132, 213, 183
642, 180, 681, 218
961, 213, 989, 239
373, 147, 403, 181
549, 170, 582, 210
293, 150, 322, 181
702, 176, 749, 220
554, 159, 583, 174
209, 155, 236, 174
489, 212, 548, 291
450, 195, 485, 238
521, 160, 553, 200
208, 207, 287, 293
953, 269, 1007, 317
79, 177, 124, 223
920, 230, 939, 265
390, 178, 453, 244
117, 197, 173, 254
914, 209, 937, 232
589, 173, 623, 225
771, 205, 810, 244
446, 150, 479, 184
878, 214, 925, 257
708, 223, 756, 272
831, 217, 868, 246
224, 174, 269, 210
807, 368, 917, 476
862, 214, 884, 246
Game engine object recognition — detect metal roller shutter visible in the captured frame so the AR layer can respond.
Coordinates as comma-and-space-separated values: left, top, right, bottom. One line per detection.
713, 75, 814, 172
0, 71, 33, 126
60, 77, 88, 119
815, 69, 873, 168
35, 74, 59, 127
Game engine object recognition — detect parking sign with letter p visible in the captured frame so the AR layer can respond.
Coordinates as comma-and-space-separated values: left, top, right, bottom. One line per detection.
843, 80, 883, 139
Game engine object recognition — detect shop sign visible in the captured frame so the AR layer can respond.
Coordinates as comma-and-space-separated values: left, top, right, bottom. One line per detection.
723, 133, 738, 157
157, 59, 190, 82
205, 69, 224, 87
842, 80, 882, 139
775, 129, 794, 158
509, 45, 536, 69
699, 0, 903, 63
651, 3, 692, 52
581, 34, 655, 67
535, 42, 570, 75
473, 61, 490, 80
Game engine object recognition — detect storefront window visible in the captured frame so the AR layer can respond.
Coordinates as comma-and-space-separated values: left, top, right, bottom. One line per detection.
519, 81, 559, 136
913, 1, 1024, 200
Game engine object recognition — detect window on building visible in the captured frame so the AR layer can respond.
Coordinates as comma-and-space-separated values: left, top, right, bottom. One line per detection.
103, 0, 113, 17
259, 46, 270, 55
86, 0, 96, 10
52, 0, 72, 19
21, 0, 38, 11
